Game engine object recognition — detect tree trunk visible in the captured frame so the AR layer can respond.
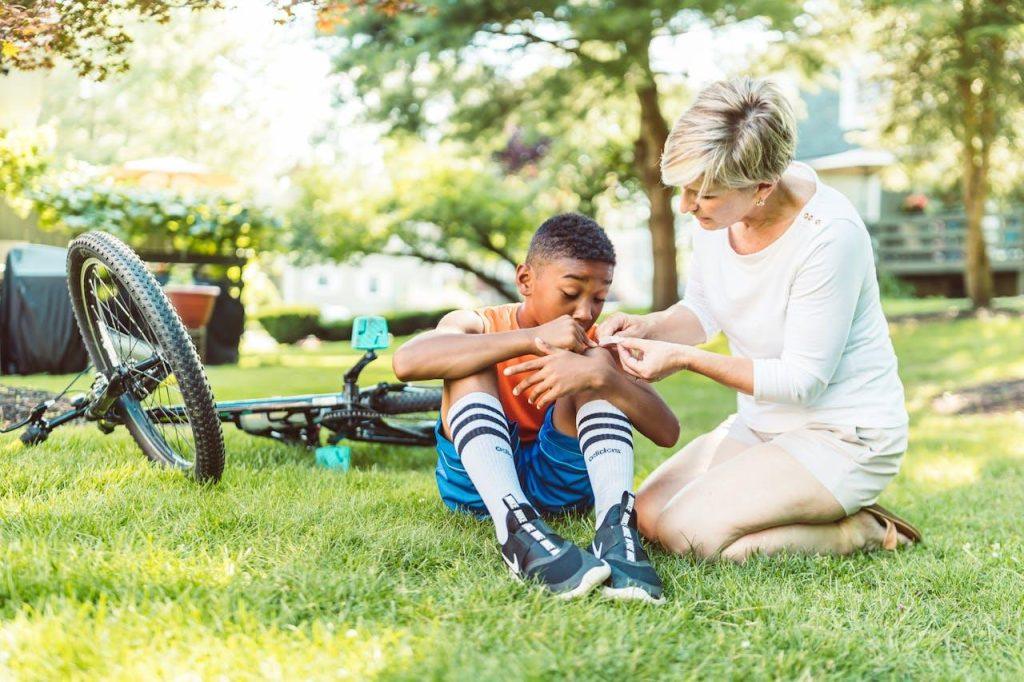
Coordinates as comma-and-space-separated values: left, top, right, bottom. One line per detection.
635, 82, 678, 312
957, 3, 996, 309
962, 156, 994, 308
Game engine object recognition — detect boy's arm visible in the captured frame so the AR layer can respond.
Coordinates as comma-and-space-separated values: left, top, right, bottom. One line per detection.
392, 310, 593, 382
503, 342, 680, 448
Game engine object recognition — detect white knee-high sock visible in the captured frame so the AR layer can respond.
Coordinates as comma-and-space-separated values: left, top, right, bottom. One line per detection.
449, 392, 527, 543
576, 399, 634, 527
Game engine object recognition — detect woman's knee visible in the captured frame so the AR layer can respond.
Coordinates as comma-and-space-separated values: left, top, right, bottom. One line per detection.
653, 503, 740, 559
634, 486, 665, 540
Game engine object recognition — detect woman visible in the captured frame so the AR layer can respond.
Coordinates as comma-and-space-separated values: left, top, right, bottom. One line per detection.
597, 77, 921, 561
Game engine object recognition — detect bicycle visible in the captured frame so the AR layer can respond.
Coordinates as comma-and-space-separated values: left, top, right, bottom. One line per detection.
1, 231, 442, 483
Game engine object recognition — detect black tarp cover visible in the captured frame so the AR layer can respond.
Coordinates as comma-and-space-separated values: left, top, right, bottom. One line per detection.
0, 244, 89, 375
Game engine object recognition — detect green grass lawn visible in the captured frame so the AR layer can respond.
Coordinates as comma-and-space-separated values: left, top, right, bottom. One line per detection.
2, 309, 1024, 679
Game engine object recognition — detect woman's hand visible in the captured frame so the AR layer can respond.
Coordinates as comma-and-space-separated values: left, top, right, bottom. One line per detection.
503, 338, 612, 410
595, 312, 652, 344
610, 337, 691, 382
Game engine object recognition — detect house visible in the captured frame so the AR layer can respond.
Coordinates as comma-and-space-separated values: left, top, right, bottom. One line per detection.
794, 67, 895, 225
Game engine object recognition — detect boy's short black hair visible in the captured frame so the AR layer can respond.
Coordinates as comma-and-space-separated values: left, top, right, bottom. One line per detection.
525, 213, 616, 266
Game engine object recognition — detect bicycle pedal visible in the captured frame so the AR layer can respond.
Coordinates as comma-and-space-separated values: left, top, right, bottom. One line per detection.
315, 445, 351, 472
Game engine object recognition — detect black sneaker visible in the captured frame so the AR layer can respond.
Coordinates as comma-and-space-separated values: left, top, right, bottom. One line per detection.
500, 495, 611, 600
592, 492, 665, 604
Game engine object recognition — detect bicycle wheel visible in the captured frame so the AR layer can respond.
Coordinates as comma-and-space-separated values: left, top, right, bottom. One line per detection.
339, 384, 441, 446
370, 385, 443, 414
66, 231, 225, 482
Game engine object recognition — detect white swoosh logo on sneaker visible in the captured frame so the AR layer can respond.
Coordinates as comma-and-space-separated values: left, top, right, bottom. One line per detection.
592, 542, 603, 558
502, 553, 520, 575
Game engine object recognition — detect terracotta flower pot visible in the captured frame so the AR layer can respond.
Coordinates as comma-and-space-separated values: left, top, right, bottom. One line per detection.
163, 283, 221, 329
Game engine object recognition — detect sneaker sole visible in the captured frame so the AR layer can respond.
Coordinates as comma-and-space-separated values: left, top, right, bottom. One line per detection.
602, 585, 666, 605
509, 562, 611, 600
557, 563, 612, 600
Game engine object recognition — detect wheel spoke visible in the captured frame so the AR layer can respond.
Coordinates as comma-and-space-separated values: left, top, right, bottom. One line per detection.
84, 261, 198, 467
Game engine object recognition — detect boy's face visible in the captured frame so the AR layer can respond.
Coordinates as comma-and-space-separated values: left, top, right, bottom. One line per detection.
516, 257, 614, 330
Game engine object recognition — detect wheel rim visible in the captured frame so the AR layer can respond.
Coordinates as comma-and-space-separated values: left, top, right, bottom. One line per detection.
79, 256, 198, 470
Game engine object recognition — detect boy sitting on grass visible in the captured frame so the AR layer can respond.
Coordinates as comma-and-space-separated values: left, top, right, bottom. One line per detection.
393, 213, 679, 602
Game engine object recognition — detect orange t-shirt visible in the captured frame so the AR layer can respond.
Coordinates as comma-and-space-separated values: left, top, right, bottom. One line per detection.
476, 303, 596, 443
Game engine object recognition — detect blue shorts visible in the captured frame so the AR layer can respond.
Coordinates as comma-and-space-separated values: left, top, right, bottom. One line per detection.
434, 406, 594, 517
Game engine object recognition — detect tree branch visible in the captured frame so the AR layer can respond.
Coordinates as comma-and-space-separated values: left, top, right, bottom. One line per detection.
389, 245, 519, 301
482, 25, 606, 69
468, 223, 518, 267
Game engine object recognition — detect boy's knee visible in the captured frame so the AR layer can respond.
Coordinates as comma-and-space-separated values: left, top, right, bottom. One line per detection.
442, 371, 503, 435
566, 348, 620, 408
582, 345, 616, 366
444, 368, 499, 398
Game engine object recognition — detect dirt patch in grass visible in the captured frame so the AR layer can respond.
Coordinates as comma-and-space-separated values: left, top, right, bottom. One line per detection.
0, 385, 80, 429
889, 306, 1024, 325
932, 379, 1024, 415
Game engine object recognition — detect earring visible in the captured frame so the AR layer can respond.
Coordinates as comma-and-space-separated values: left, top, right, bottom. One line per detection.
755, 197, 766, 207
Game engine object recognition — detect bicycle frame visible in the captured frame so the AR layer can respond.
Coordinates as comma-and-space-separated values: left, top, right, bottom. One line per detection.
4, 348, 437, 450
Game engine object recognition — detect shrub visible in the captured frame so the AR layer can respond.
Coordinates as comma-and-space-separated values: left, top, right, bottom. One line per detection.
254, 305, 320, 344
383, 308, 455, 336
32, 183, 281, 257
314, 308, 454, 342
315, 319, 354, 342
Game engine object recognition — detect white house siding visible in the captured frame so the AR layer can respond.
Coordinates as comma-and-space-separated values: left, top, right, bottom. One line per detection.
280, 255, 482, 319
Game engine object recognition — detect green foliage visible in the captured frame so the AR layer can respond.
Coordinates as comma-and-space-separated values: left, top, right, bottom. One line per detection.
288, 142, 553, 301
384, 308, 456, 336
877, 270, 916, 299
858, 0, 1024, 306
0, 128, 51, 216
0, 1, 219, 79
253, 305, 321, 344
320, 0, 812, 308
316, 308, 455, 342
861, 0, 1024, 195
32, 184, 281, 257
0, 1, 411, 80
36, 8, 310, 185
314, 319, 355, 342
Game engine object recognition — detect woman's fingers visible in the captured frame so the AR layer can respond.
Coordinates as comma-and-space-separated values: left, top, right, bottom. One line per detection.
616, 346, 645, 377
613, 336, 646, 352
595, 314, 626, 342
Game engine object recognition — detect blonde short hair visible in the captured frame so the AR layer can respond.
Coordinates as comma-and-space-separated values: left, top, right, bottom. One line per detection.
661, 77, 797, 195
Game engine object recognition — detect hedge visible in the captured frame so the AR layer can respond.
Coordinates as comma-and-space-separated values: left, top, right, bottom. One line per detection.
315, 308, 455, 343
254, 305, 320, 344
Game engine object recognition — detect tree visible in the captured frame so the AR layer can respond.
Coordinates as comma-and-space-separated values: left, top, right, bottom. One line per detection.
862, 0, 1024, 308
0, 0, 217, 79
321, 1, 807, 310
37, 7, 308, 185
0, 126, 50, 216
286, 141, 562, 301
0, 0, 413, 80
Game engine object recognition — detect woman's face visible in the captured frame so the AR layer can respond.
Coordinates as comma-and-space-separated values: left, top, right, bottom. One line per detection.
679, 181, 760, 230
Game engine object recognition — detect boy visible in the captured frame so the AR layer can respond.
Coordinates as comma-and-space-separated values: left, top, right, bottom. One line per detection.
393, 213, 679, 602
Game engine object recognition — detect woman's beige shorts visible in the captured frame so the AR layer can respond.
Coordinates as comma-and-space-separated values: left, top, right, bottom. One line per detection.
717, 414, 908, 515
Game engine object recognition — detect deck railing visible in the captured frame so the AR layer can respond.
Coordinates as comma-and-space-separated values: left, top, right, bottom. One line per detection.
869, 211, 1024, 275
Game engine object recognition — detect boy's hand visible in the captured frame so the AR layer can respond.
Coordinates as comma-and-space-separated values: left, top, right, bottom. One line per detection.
534, 315, 596, 354
503, 338, 612, 410
595, 312, 651, 343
